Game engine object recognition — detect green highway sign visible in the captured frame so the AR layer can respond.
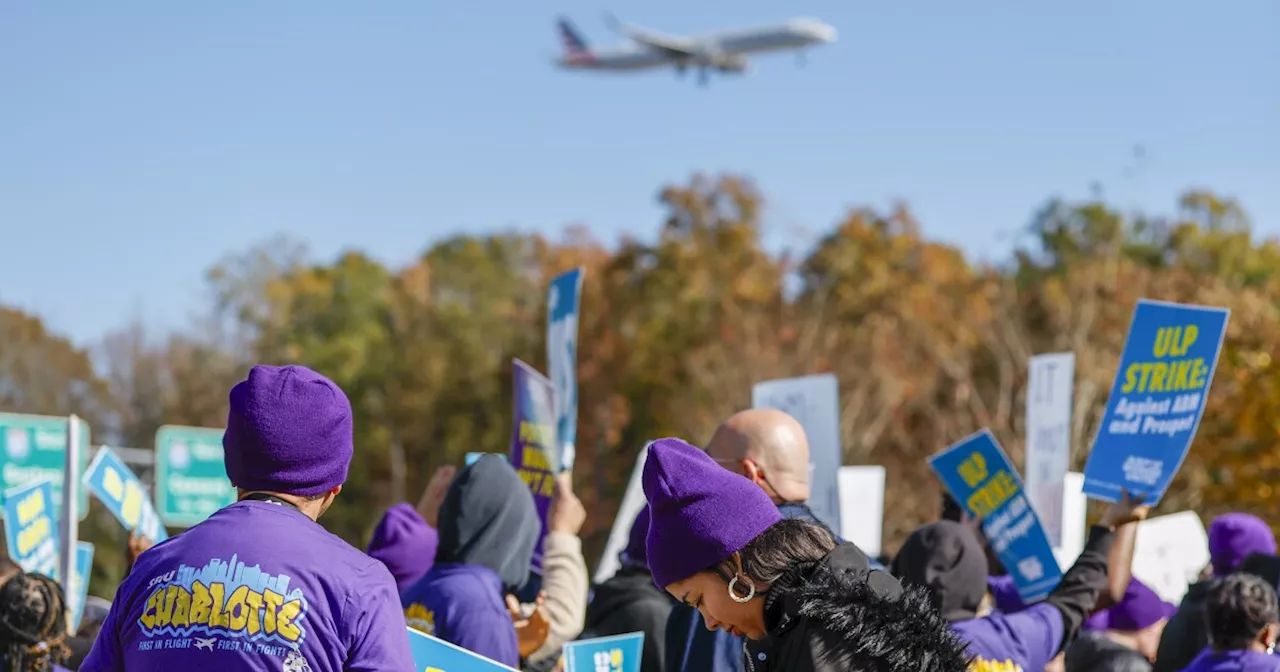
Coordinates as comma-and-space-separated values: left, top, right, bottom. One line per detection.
0, 413, 90, 521
154, 425, 234, 527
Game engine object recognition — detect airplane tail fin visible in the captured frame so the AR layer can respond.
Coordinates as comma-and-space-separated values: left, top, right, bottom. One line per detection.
556, 17, 594, 63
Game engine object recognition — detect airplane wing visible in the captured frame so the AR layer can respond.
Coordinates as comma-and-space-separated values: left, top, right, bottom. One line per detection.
605, 15, 702, 57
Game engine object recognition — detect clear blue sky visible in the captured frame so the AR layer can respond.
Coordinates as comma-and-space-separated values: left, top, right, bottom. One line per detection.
3, 1, 1277, 346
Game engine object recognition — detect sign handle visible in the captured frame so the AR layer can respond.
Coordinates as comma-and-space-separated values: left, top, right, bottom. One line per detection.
59, 415, 81, 634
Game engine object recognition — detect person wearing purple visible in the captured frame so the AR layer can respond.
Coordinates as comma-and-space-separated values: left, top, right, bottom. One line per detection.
1063, 578, 1175, 671
892, 492, 1149, 671
1156, 514, 1278, 672
642, 438, 970, 672
1180, 572, 1280, 672
401, 454, 540, 668
81, 364, 415, 672
367, 503, 440, 595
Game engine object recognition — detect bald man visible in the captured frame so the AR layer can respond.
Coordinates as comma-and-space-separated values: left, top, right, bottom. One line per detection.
663, 409, 865, 672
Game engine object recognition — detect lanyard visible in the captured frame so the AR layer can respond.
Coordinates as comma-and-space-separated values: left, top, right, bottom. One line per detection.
241, 492, 300, 511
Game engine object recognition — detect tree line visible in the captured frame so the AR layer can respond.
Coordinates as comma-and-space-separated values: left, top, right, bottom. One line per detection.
4, 173, 1277, 596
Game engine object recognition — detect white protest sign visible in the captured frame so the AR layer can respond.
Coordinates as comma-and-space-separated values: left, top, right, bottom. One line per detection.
1025, 353, 1075, 548
837, 466, 884, 557
752, 374, 842, 534
1131, 510, 1210, 604
593, 445, 649, 584
1056, 471, 1088, 567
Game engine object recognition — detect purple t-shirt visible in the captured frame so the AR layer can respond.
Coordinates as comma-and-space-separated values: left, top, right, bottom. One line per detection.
952, 601, 1065, 671
80, 500, 415, 672
401, 563, 518, 667
1183, 650, 1280, 672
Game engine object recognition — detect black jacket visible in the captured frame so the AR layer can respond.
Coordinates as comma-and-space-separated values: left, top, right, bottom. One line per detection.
743, 543, 970, 672
1153, 579, 1211, 672
581, 565, 677, 672
1065, 631, 1153, 672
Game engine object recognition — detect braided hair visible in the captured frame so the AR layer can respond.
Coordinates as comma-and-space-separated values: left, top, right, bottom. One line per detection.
0, 572, 71, 671
1205, 572, 1280, 652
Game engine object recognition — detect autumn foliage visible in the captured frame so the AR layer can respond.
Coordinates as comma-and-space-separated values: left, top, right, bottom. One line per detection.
3, 175, 1278, 595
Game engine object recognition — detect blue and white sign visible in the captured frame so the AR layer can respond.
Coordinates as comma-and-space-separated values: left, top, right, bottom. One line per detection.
83, 446, 167, 542
1082, 299, 1229, 504
930, 430, 1062, 603
406, 626, 519, 671
68, 542, 95, 631
563, 632, 644, 672
1, 480, 59, 579
464, 452, 508, 467
547, 267, 585, 472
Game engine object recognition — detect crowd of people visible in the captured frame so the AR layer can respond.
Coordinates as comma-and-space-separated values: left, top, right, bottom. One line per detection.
0, 363, 1276, 671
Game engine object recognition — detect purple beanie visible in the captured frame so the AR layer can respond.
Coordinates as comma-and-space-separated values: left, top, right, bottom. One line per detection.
623, 507, 650, 566
223, 365, 354, 497
643, 438, 783, 589
1084, 578, 1175, 631
1209, 513, 1277, 577
367, 503, 439, 593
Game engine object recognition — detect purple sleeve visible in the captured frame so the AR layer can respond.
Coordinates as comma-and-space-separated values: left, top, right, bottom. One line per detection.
448, 610, 520, 669
1002, 602, 1066, 671
77, 598, 123, 671
343, 561, 417, 671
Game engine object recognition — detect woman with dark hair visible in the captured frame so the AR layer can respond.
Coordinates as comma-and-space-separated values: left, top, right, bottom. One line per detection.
0, 569, 73, 672
1181, 572, 1280, 671
642, 438, 970, 672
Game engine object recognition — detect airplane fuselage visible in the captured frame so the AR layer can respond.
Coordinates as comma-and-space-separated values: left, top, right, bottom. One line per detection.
557, 19, 835, 72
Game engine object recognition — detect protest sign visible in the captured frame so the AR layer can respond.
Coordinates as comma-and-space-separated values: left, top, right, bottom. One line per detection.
68, 542, 94, 632
594, 445, 649, 583
406, 626, 519, 671
0, 413, 90, 521
508, 359, 559, 572
1, 479, 59, 578
563, 632, 644, 672
547, 267, 584, 472
930, 429, 1062, 602
1082, 299, 1229, 504
837, 466, 885, 557
83, 446, 167, 542
155, 425, 235, 527
464, 453, 507, 467
1131, 510, 1210, 605
752, 374, 842, 535
1024, 353, 1074, 548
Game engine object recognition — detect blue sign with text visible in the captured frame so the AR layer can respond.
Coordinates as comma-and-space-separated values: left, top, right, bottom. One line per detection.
563, 632, 644, 672
930, 430, 1062, 603
546, 267, 584, 472
83, 447, 167, 542
1082, 299, 1229, 504
406, 626, 519, 671
1, 480, 59, 579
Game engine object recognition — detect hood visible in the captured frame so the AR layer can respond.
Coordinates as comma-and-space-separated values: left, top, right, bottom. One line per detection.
893, 520, 988, 622
435, 454, 540, 592
367, 503, 439, 593
787, 543, 971, 669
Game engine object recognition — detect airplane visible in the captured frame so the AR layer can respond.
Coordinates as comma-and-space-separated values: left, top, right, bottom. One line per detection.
553, 15, 837, 85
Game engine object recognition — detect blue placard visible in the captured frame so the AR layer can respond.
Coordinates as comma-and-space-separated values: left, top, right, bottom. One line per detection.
82, 447, 167, 542
1082, 299, 1229, 504
68, 542, 95, 632
563, 632, 644, 672
546, 267, 584, 471
406, 626, 519, 671
464, 452, 507, 467
1, 480, 60, 579
929, 430, 1063, 603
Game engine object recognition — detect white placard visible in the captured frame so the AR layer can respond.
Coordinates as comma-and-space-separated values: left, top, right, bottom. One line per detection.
837, 466, 884, 557
752, 374, 842, 534
593, 445, 649, 584
1131, 511, 1210, 605
1056, 472, 1088, 567
1025, 353, 1075, 548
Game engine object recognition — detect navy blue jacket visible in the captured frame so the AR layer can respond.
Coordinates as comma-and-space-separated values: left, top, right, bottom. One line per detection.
662, 503, 881, 672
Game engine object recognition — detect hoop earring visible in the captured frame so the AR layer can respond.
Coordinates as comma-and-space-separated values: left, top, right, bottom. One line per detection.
728, 575, 756, 603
